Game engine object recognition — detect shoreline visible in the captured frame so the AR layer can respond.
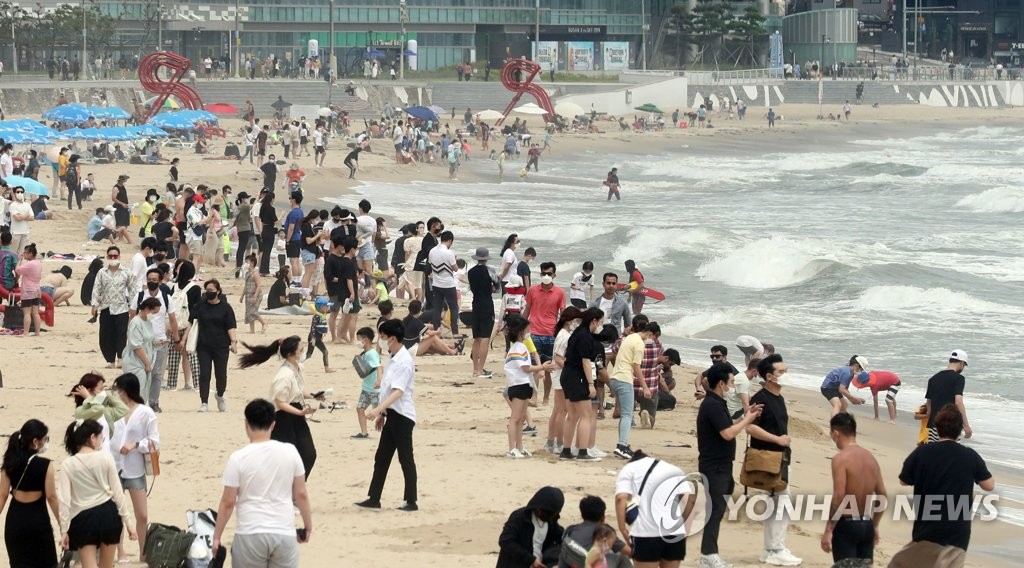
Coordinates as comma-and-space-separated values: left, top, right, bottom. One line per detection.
1, 107, 1021, 566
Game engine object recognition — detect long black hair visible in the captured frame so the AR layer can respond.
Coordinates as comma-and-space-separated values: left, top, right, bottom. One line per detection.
554, 306, 583, 334
176, 260, 196, 288
239, 336, 301, 369
113, 373, 145, 405
499, 233, 518, 258
64, 419, 103, 456
2, 419, 48, 476
504, 314, 531, 344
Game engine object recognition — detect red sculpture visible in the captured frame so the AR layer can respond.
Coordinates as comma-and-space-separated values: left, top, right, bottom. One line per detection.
138, 52, 205, 123
497, 58, 554, 125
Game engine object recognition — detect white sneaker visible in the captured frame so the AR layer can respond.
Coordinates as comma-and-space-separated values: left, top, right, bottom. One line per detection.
506, 449, 527, 459
521, 448, 532, 457
216, 395, 227, 412
763, 549, 802, 566
542, 440, 554, 453
199, 403, 208, 413
640, 410, 652, 429
553, 441, 564, 454
700, 554, 733, 568
588, 447, 608, 458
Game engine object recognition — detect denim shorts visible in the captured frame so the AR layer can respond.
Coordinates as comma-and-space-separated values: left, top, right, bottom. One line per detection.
531, 334, 554, 362
357, 242, 375, 261
119, 474, 147, 491
300, 249, 317, 264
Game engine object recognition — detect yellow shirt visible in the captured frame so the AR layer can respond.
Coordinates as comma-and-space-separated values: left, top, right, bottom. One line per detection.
611, 332, 645, 383
139, 201, 156, 235
58, 155, 69, 177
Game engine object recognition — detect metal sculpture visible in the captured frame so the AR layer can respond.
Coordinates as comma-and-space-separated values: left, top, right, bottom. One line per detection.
138, 52, 204, 123
497, 58, 554, 125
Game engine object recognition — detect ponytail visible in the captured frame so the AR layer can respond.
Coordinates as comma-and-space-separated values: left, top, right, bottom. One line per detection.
2, 419, 48, 475
239, 336, 301, 368
64, 419, 102, 456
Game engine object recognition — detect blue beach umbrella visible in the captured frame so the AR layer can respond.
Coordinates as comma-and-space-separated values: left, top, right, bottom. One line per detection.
88, 106, 132, 120
43, 104, 93, 124
129, 124, 169, 138
403, 106, 439, 123
3, 175, 49, 196
148, 113, 196, 130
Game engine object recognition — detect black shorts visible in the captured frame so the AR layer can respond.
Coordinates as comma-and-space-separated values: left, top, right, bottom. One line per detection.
821, 387, 842, 401
471, 313, 494, 339
315, 146, 325, 155
285, 240, 301, 258
831, 517, 874, 563
300, 136, 309, 145
507, 384, 533, 401
114, 208, 130, 227
631, 536, 686, 562
570, 298, 588, 309
562, 378, 590, 403
92, 228, 113, 241
20, 297, 40, 307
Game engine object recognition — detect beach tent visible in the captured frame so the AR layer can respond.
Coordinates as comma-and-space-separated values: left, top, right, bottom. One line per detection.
404, 106, 440, 123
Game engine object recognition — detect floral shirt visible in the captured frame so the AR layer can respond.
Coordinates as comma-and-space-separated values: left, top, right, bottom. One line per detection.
90, 267, 134, 315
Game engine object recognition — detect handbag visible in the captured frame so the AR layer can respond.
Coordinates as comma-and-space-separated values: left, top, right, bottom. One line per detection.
352, 353, 373, 378
145, 448, 161, 477
740, 448, 787, 493
624, 459, 660, 525
145, 523, 196, 568
185, 321, 200, 354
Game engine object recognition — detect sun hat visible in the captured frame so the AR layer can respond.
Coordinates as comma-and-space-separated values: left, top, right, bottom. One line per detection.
472, 247, 490, 261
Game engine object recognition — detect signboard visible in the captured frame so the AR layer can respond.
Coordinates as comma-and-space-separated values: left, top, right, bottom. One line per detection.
769, 31, 784, 78
533, 25, 607, 41
568, 42, 594, 71
602, 42, 629, 71
534, 41, 559, 71
307, 39, 319, 58
959, 23, 989, 32
372, 39, 402, 47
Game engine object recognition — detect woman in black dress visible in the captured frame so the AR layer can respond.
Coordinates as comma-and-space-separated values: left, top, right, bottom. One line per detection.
257, 191, 278, 276
267, 266, 290, 309
1, 419, 59, 568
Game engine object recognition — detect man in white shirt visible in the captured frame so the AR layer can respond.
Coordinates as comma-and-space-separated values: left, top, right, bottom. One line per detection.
355, 198, 377, 276
6, 186, 34, 253
615, 452, 695, 566
313, 127, 326, 168
569, 261, 595, 309
131, 237, 155, 293
212, 399, 312, 566
428, 231, 460, 336
130, 267, 178, 411
0, 144, 14, 180
392, 120, 404, 163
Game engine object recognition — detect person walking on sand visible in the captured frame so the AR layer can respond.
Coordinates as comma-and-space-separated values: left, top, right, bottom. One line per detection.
767, 108, 776, 128
468, 247, 499, 378
746, 354, 802, 566
211, 399, 313, 567
91, 246, 135, 368
820, 355, 869, 417
352, 327, 382, 439
1, 419, 60, 568
891, 404, 993, 568
603, 167, 621, 201
843, 100, 852, 121
355, 318, 419, 511
820, 412, 886, 567
924, 350, 972, 442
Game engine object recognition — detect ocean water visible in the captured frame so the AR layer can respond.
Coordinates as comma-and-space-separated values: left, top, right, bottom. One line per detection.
338, 125, 1024, 479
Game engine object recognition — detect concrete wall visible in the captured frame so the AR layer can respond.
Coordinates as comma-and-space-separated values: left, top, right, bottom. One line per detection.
554, 77, 688, 116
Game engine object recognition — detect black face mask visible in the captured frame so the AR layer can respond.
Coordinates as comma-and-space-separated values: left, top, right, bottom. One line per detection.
205, 290, 218, 301
153, 254, 166, 262
147, 281, 160, 292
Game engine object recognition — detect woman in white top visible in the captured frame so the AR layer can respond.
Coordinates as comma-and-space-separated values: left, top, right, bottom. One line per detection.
543, 306, 583, 455
238, 336, 326, 479
59, 418, 136, 568
356, 319, 419, 511
398, 224, 424, 300
503, 315, 554, 459
109, 374, 158, 563
498, 233, 520, 284
122, 297, 160, 403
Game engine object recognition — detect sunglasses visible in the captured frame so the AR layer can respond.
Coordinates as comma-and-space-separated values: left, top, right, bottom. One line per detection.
541, 271, 554, 276
710, 354, 723, 359
14, 190, 24, 194
107, 254, 120, 259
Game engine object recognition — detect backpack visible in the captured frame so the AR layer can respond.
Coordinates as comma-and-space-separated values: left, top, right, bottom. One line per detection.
144, 523, 195, 568
64, 165, 79, 187
172, 282, 197, 325
136, 285, 172, 316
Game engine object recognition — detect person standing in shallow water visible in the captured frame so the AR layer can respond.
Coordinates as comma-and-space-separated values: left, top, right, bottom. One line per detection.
603, 167, 621, 201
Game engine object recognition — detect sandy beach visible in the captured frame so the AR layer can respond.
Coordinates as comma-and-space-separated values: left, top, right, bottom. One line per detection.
1, 103, 1022, 567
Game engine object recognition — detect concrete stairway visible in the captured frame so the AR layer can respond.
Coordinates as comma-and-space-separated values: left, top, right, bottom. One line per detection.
192, 79, 432, 119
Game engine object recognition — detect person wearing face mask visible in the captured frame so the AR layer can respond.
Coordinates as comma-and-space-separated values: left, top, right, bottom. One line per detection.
7, 186, 34, 253
523, 261, 565, 406
495, 486, 565, 567
129, 273, 178, 411
427, 230, 461, 338
238, 336, 327, 479
697, 363, 764, 568
414, 216, 442, 310
59, 418, 137, 568
179, 279, 239, 413
138, 188, 160, 237
122, 298, 160, 407
559, 307, 606, 462
1, 419, 60, 568
745, 354, 802, 567
70, 372, 128, 454
91, 246, 136, 368
130, 237, 156, 293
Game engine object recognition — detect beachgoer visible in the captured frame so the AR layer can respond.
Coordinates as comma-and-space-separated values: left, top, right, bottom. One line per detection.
166, 260, 201, 391
698, 363, 764, 568
40, 264, 75, 306
468, 247, 499, 378
352, 327, 382, 439
590, 272, 631, 335
523, 261, 565, 405
746, 354, 802, 566
767, 108, 776, 128
109, 373, 158, 562
820, 355, 869, 417
851, 370, 902, 423
499, 234, 521, 286
559, 308, 606, 462
890, 404, 994, 567
496, 486, 565, 567
179, 279, 239, 413
58, 419, 136, 568
604, 167, 621, 201
257, 190, 278, 276
111, 174, 131, 229
608, 317, 653, 459
561, 495, 632, 568
543, 307, 582, 456
356, 318, 419, 511
121, 298, 161, 405
725, 358, 759, 420
623, 259, 645, 315
820, 412, 886, 566
211, 399, 313, 566
504, 315, 556, 458
283, 192, 304, 280
736, 335, 774, 366
614, 450, 696, 567
13, 243, 42, 334
569, 261, 596, 309
924, 350, 972, 442
1, 419, 59, 568
91, 246, 135, 368
7, 185, 33, 253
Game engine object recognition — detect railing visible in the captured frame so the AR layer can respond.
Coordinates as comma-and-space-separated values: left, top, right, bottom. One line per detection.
683, 65, 1022, 84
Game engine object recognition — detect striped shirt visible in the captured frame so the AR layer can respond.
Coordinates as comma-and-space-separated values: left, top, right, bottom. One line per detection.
504, 341, 532, 387
637, 337, 663, 397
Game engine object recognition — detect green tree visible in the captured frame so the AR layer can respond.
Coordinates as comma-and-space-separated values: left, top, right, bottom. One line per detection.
671, 1, 734, 66
729, 6, 767, 66
47, 2, 118, 57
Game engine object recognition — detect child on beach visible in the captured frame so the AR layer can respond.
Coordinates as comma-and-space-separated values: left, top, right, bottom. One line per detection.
242, 253, 267, 334
504, 315, 554, 458
352, 327, 381, 439
914, 403, 929, 445
306, 297, 333, 372
586, 524, 617, 568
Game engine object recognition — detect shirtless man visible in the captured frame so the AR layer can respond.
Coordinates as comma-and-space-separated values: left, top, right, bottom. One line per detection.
40, 265, 74, 306
821, 412, 886, 566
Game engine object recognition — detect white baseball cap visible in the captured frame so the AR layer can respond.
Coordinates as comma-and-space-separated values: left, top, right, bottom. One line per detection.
950, 349, 968, 366
854, 355, 870, 372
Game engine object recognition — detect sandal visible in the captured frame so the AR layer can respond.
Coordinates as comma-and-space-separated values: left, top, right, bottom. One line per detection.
453, 336, 466, 356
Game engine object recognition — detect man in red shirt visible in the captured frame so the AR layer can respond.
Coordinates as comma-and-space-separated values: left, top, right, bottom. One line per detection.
852, 370, 902, 423
522, 261, 565, 405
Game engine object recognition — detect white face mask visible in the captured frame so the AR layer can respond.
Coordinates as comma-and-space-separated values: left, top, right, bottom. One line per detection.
148, 195, 158, 203
38, 441, 49, 454
15, 193, 25, 202
570, 321, 581, 331
540, 275, 554, 286
108, 260, 120, 268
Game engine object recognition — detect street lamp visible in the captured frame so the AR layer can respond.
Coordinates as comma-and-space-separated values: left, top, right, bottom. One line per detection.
640, 0, 648, 71
82, 3, 87, 77
9, 9, 18, 74
233, 0, 240, 77
327, 0, 334, 105
399, 0, 407, 80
